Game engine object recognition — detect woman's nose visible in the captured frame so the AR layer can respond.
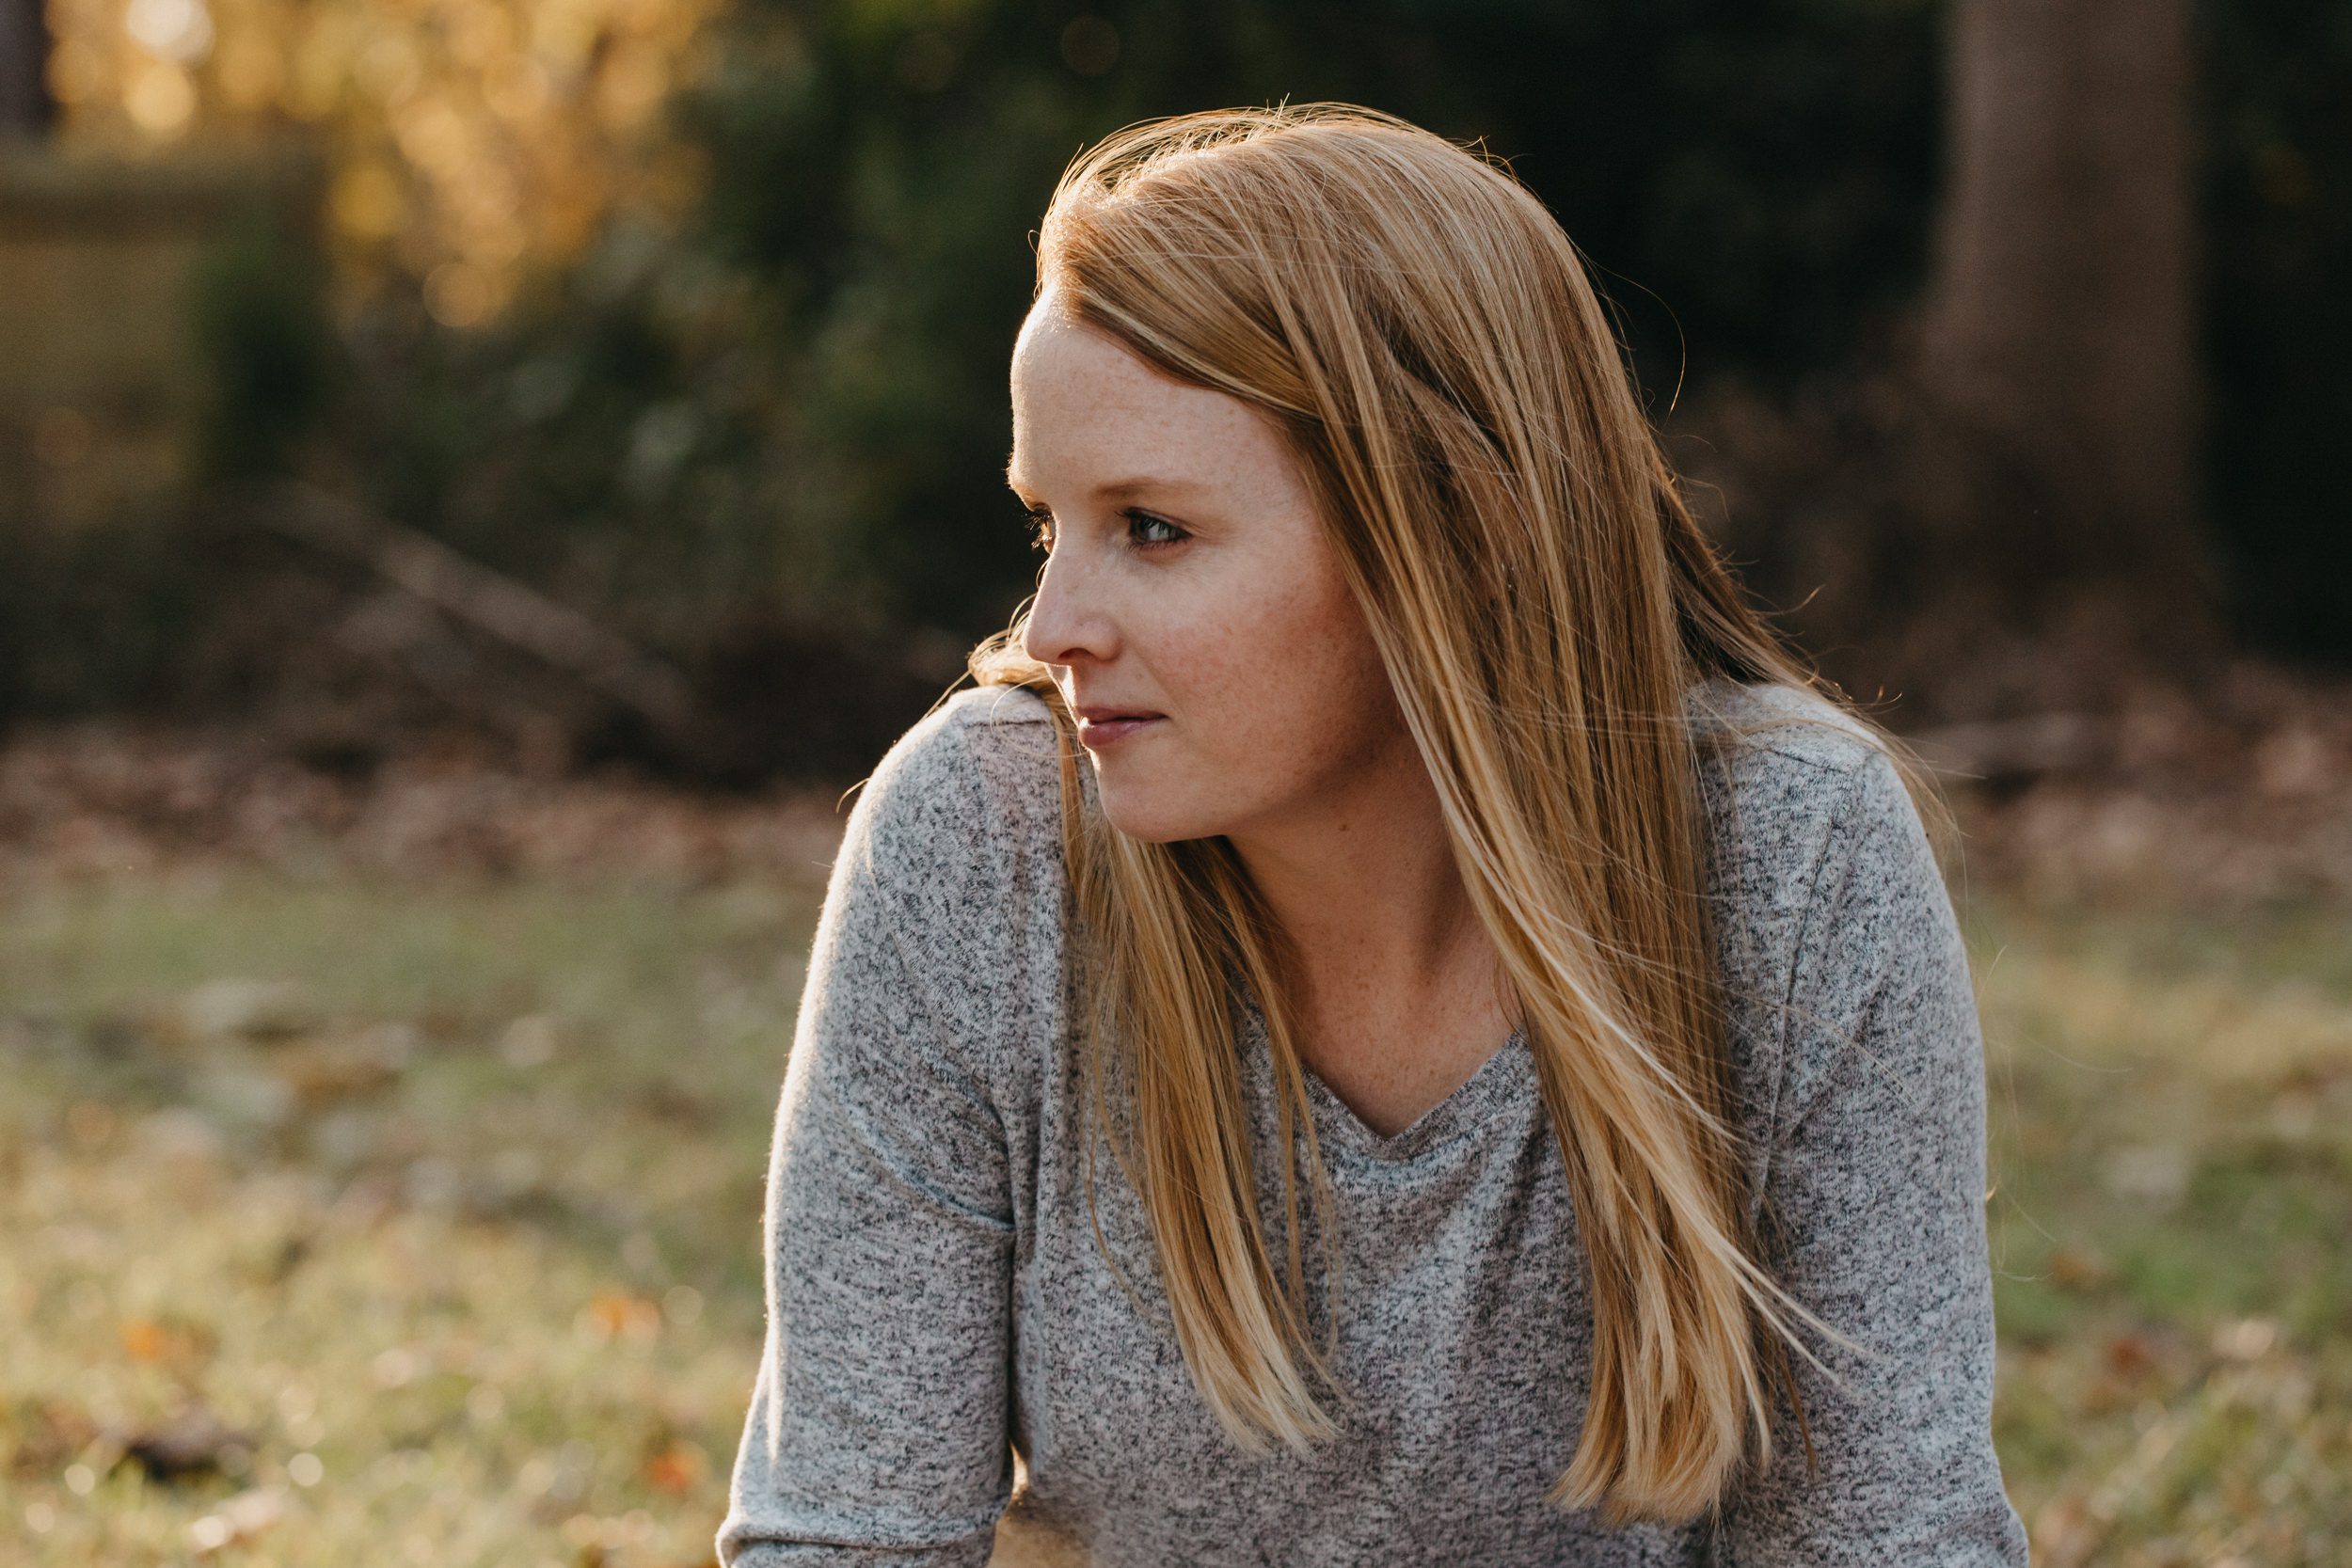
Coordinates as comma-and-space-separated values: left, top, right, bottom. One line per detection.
1020, 549, 1119, 669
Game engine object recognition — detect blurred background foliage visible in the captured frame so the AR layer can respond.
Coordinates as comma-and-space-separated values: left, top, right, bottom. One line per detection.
675, 0, 1950, 634
0, 0, 2344, 769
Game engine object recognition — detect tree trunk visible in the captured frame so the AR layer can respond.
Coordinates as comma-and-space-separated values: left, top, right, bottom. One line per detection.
1910, 0, 2223, 698
0, 0, 53, 139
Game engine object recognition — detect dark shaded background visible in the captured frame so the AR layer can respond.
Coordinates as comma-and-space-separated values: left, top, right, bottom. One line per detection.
0, 0, 2341, 773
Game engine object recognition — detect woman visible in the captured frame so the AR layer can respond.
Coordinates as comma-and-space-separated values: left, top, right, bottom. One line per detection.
718, 104, 2028, 1565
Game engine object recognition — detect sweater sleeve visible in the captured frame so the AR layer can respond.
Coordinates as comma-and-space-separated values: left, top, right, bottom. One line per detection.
1710, 748, 2030, 1565
716, 705, 1024, 1567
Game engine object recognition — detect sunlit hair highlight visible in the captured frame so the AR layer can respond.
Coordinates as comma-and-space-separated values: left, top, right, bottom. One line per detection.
960, 103, 1962, 1528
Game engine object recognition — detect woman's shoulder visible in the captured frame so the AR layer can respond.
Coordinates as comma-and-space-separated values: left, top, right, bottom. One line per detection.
817, 684, 1072, 1112
1682, 676, 1904, 879
1680, 679, 1964, 1163
852, 683, 1068, 870
836, 684, 1074, 944
1684, 675, 1884, 785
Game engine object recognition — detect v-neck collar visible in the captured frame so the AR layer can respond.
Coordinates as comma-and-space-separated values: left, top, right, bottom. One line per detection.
1233, 989, 1533, 1164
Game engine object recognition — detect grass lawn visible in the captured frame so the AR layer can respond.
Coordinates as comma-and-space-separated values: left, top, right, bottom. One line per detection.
1, 861, 2345, 1565
1967, 895, 2352, 1565
1, 864, 809, 1567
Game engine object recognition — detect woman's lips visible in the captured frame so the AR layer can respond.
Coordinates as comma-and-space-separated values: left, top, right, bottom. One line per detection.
1077, 716, 1164, 749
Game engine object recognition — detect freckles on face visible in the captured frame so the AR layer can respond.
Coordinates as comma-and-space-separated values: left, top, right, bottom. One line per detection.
1008, 298, 1401, 844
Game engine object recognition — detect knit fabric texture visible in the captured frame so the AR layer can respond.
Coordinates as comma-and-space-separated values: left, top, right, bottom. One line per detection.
716, 678, 2030, 1566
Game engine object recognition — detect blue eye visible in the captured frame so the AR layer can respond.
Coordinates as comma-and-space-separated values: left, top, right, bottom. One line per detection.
1020, 505, 1188, 554
1125, 510, 1188, 549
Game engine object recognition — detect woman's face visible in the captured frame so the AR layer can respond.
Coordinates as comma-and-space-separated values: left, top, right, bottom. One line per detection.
1008, 295, 1407, 846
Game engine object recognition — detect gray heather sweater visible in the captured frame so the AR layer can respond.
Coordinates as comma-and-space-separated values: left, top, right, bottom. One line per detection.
716, 679, 2029, 1566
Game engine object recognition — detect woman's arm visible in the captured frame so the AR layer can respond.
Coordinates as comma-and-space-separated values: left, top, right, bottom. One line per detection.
1711, 748, 2030, 1564
717, 705, 1025, 1567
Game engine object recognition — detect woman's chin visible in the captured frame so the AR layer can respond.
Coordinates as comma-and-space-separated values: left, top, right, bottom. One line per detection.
1093, 785, 1217, 847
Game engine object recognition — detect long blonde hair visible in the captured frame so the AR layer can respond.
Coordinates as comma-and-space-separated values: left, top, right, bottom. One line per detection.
961, 103, 1959, 1528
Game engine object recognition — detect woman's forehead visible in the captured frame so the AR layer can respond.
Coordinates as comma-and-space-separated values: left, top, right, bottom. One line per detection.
1012, 325, 1265, 471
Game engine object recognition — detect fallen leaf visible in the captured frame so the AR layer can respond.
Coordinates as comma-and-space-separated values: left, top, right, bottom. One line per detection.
2103, 1332, 2158, 1382
580, 1290, 664, 1345
643, 1442, 705, 1495
179, 978, 320, 1041
118, 1313, 220, 1373
2047, 1248, 2109, 1291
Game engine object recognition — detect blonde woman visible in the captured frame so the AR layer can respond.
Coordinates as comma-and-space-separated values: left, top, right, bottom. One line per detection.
718, 104, 2029, 1566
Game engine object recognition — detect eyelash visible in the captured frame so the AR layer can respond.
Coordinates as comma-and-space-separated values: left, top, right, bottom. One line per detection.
1024, 505, 1188, 555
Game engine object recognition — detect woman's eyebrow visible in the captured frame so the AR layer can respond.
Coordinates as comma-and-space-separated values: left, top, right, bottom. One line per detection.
1091, 476, 1212, 502
1003, 464, 1212, 503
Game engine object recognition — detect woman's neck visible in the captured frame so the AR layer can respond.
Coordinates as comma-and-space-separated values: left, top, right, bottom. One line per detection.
1223, 736, 1506, 1044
